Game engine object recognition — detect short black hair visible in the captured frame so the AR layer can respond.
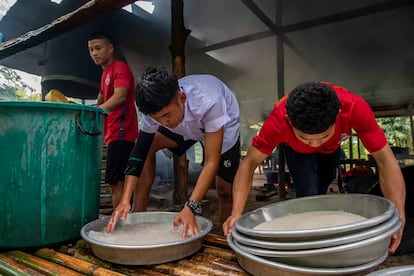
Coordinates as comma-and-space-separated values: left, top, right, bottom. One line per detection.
87, 32, 113, 44
286, 82, 340, 134
135, 67, 179, 115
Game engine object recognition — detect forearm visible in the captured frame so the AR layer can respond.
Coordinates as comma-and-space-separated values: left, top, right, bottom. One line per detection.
189, 161, 219, 201
191, 129, 223, 201
231, 146, 267, 217
99, 94, 126, 111
97, 93, 104, 105
119, 175, 139, 204
373, 146, 406, 221
99, 88, 128, 112
378, 161, 406, 220
231, 160, 256, 217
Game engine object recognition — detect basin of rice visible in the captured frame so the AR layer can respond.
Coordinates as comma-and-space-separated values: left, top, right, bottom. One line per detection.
81, 211, 213, 265
235, 194, 395, 241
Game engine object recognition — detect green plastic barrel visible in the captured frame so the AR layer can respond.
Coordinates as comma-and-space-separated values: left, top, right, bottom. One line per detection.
0, 101, 107, 248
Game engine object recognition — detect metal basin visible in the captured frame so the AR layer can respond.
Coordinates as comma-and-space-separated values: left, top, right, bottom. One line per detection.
232, 208, 400, 250
232, 217, 400, 268
367, 265, 414, 275
81, 211, 212, 265
227, 234, 388, 276
235, 194, 395, 241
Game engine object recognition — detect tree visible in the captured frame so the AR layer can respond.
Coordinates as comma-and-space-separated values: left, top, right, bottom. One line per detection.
0, 65, 36, 100
377, 117, 411, 148
340, 116, 413, 160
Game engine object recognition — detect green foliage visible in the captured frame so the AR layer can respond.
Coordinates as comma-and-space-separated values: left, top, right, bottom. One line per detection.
377, 117, 411, 148
0, 65, 39, 100
341, 116, 413, 159
249, 122, 263, 131
340, 130, 369, 160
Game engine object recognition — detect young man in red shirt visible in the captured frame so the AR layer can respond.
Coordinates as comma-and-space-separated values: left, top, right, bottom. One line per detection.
88, 32, 138, 208
223, 81, 406, 255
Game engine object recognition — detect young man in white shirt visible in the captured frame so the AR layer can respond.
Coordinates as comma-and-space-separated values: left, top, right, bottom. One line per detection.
106, 66, 241, 237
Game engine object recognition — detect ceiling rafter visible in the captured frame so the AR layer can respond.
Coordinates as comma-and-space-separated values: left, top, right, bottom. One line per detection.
199, 0, 414, 53
281, 0, 414, 33
241, 0, 315, 69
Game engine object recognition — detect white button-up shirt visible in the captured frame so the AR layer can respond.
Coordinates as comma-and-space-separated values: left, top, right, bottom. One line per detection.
140, 74, 240, 153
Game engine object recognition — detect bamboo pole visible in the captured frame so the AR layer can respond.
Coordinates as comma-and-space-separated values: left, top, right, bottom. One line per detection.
56, 245, 166, 276
151, 262, 211, 276
190, 253, 245, 273
57, 245, 112, 269
177, 259, 247, 276
204, 234, 229, 249
0, 254, 44, 276
34, 248, 125, 276
4, 250, 82, 276
201, 245, 238, 261
0, 256, 31, 276
60, 239, 243, 275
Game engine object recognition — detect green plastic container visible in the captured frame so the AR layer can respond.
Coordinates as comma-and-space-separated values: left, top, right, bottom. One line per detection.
0, 101, 107, 248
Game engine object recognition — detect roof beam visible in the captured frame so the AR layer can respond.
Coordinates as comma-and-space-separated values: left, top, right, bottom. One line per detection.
199, 0, 311, 67
198, 0, 414, 53
241, 0, 281, 34
0, 0, 137, 60
196, 0, 280, 53
198, 30, 273, 53
281, 0, 414, 34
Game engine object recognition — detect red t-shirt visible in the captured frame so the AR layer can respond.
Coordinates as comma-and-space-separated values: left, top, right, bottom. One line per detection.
252, 82, 387, 155
100, 60, 138, 145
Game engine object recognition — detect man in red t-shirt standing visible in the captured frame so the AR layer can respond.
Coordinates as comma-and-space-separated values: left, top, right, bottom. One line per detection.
223, 81, 406, 255
88, 32, 138, 208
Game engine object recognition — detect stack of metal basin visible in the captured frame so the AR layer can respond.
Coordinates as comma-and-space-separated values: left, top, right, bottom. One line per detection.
228, 194, 401, 276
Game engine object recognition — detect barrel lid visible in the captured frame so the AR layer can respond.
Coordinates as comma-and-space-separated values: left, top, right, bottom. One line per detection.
0, 101, 107, 115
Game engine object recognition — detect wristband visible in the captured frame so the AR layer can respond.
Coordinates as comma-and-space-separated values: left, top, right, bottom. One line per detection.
185, 200, 202, 215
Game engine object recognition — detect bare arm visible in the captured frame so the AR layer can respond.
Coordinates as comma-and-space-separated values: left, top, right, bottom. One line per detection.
105, 132, 158, 233
106, 174, 139, 233
97, 93, 104, 105
190, 128, 224, 202
98, 87, 128, 112
173, 127, 224, 236
223, 145, 268, 235
371, 144, 406, 254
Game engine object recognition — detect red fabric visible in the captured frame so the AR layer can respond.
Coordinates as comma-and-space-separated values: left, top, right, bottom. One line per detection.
252, 82, 387, 155
342, 166, 374, 178
100, 60, 138, 144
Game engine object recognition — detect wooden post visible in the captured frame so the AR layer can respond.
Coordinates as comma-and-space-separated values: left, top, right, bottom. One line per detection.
170, 0, 191, 206
275, 0, 287, 199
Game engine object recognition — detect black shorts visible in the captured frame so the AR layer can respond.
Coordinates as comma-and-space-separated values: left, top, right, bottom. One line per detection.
214, 137, 241, 183
105, 140, 135, 183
